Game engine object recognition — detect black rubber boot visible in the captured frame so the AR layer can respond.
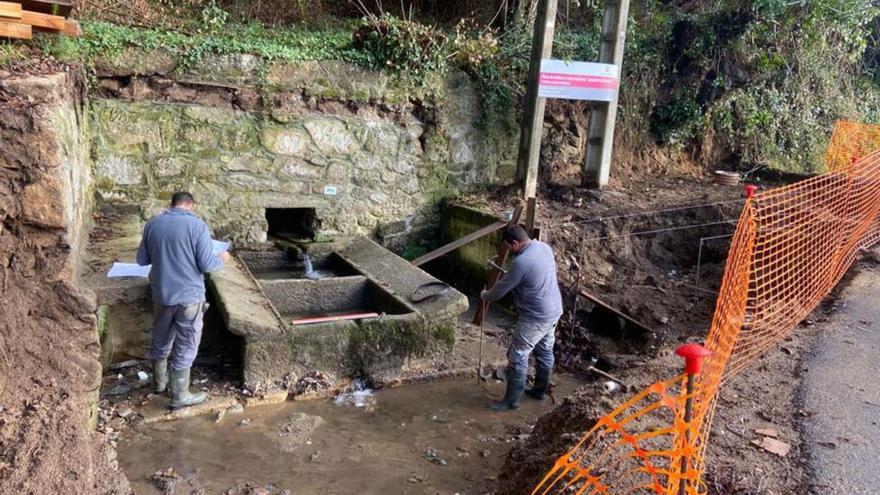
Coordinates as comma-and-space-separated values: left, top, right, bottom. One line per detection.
153, 358, 169, 394
169, 367, 208, 410
525, 366, 551, 401
489, 371, 526, 411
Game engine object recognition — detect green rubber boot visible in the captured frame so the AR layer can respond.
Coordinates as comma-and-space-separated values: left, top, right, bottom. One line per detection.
489, 371, 526, 411
153, 358, 169, 394
169, 367, 208, 410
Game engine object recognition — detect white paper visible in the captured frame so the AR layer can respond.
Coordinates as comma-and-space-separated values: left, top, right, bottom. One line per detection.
212, 240, 231, 255
107, 262, 151, 278
106, 239, 229, 278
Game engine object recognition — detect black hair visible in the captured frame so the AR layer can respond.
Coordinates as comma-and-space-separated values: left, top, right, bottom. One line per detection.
502, 224, 530, 244
170, 192, 195, 207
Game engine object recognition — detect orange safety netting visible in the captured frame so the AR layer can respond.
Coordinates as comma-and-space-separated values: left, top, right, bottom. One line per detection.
532, 121, 880, 495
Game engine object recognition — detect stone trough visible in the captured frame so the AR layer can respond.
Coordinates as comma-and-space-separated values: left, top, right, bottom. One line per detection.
209, 236, 469, 389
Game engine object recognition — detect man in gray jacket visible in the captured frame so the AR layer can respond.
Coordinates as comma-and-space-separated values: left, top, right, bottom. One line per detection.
481, 224, 563, 411
137, 192, 230, 410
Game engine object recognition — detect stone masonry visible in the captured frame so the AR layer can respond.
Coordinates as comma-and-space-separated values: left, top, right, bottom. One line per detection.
91, 51, 518, 251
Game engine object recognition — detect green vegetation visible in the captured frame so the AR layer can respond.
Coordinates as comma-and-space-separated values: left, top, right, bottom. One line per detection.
40, 19, 371, 73
31, 0, 880, 174
0, 44, 28, 68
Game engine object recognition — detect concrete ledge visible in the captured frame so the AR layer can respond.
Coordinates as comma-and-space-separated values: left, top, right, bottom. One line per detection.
207, 257, 282, 339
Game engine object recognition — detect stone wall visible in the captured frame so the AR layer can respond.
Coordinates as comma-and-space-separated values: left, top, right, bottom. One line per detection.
0, 72, 129, 493
3, 73, 94, 281
91, 51, 518, 250
436, 203, 505, 295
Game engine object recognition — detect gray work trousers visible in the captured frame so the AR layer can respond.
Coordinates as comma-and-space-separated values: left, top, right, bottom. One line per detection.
149, 302, 207, 371
508, 319, 558, 378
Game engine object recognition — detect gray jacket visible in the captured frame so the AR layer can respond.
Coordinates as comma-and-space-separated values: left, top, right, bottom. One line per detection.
483, 240, 563, 323
136, 208, 223, 306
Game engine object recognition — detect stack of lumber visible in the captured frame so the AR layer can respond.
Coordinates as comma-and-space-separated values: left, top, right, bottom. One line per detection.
0, 1, 79, 39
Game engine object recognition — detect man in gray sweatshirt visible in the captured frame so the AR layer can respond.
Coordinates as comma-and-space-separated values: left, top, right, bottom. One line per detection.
137, 192, 230, 410
481, 224, 563, 411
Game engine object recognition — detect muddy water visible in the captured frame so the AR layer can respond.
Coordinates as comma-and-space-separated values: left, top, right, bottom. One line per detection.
119, 375, 585, 494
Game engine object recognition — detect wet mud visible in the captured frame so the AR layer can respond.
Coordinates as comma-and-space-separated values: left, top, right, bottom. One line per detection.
118, 375, 586, 494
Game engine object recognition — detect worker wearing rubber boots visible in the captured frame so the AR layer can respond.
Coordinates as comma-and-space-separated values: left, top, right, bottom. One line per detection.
137, 192, 230, 410
481, 225, 563, 411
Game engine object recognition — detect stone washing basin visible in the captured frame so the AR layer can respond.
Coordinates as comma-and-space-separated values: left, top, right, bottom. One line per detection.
208, 236, 468, 390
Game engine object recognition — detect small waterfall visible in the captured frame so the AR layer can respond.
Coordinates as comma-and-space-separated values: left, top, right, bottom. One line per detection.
302, 253, 330, 279
303, 253, 314, 276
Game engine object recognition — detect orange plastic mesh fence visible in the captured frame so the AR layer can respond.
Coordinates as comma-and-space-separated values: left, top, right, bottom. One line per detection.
533, 123, 880, 495
825, 120, 880, 172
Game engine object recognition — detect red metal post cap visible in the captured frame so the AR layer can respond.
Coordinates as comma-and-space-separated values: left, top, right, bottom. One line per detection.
743, 184, 757, 198
675, 343, 711, 375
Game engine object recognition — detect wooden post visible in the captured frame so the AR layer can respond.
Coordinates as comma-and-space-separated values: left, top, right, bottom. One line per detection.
515, 0, 558, 199
582, 0, 631, 188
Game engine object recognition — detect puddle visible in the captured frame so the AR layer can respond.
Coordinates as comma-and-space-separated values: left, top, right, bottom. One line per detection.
118, 375, 585, 494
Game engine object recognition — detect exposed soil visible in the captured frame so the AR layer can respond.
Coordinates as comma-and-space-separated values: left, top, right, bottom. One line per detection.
459, 174, 749, 373
495, 244, 879, 495
0, 85, 129, 493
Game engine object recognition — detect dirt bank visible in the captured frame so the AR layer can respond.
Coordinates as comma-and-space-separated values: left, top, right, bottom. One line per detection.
495, 251, 880, 495
0, 78, 129, 493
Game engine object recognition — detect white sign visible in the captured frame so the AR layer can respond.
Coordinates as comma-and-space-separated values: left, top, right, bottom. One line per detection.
538, 59, 619, 102
323, 185, 338, 196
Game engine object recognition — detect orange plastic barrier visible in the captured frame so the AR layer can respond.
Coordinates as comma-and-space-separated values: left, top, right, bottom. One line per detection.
532, 122, 880, 495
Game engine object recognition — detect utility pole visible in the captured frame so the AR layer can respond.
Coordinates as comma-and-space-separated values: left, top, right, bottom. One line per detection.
582, 0, 631, 188
515, 0, 558, 199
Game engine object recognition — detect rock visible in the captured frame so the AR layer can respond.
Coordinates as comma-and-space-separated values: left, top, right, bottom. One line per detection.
226, 403, 245, 415
755, 428, 779, 438
408, 473, 428, 483
273, 412, 326, 453
224, 155, 273, 174
751, 437, 791, 457
424, 448, 448, 466
151, 466, 180, 495
103, 380, 131, 397
117, 408, 134, 419
96, 155, 142, 186
95, 48, 177, 77
262, 127, 310, 156
21, 175, 65, 228
303, 118, 360, 155
137, 371, 149, 382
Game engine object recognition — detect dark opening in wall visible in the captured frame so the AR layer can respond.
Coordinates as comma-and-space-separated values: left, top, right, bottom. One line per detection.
266, 208, 318, 240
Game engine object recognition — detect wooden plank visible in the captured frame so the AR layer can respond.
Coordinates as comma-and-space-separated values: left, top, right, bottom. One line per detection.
0, 19, 32, 39
577, 289, 653, 333
411, 220, 507, 267
524, 196, 537, 235
18, 0, 73, 17
61, 18, 80, 36
0, 2, 22, 19
473, 203, 524, 325
22, 10, 66, 30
